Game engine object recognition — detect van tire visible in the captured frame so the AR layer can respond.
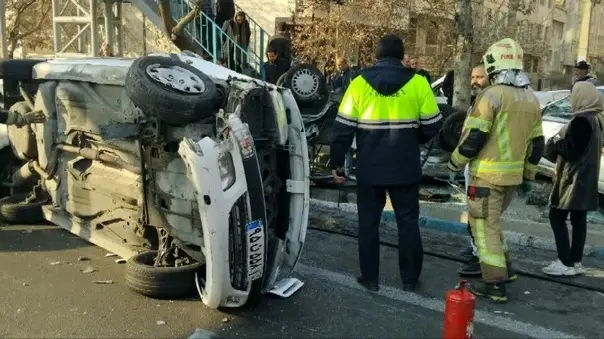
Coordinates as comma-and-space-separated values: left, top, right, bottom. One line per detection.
125, 250, 202, 299
125, 56, 218, 126
282, 64, 328, 106
0, 193, 46, 224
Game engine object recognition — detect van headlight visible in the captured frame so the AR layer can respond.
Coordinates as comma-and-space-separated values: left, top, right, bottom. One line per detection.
218, 151, 235, 191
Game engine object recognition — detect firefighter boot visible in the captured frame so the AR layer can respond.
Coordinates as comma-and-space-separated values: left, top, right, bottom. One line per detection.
469, 281, 508, 303
505, 253, 518, 283
457, 256, 482, 276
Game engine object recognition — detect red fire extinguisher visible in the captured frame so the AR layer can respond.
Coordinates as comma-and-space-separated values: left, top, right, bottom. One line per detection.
443, 280, 476, 339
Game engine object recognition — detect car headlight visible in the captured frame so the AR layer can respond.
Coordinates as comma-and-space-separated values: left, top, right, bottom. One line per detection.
218, 151, 235, 191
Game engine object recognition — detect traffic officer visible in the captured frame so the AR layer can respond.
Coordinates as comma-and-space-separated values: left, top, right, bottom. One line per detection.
331, 34, 442, 292
447, 38, 544, 303
0, 107, 45, 127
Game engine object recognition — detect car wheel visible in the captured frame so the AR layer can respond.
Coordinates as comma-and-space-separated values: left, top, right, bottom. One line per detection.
437, 103, 458, 121
7, 102, 38, 161
282, 64, 328, 107
0, 193, 46, 224
124, 56, 218, 126
439, 111, 467, 152
125, 250, 202, 299
0, 59, 46, 81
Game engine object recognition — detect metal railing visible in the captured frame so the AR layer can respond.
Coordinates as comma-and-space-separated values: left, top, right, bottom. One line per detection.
233, 3, 272, 71
154, 0, 265, 76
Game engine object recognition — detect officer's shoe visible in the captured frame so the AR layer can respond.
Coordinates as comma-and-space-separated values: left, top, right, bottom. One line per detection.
506, 264, 518, 283
356, 276, 379, 292
469, 282, 508, 304
403, 280, 420, 292
459, 247, 474, 258
457, 256, 482, 276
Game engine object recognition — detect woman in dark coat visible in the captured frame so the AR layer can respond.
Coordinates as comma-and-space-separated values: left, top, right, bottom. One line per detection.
542, 82, 604, 277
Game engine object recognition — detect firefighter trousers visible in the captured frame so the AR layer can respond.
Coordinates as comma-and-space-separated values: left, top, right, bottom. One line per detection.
467, 177, 516, 283
357, 184, 423, 285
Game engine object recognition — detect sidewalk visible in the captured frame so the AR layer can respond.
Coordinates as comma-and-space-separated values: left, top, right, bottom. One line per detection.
310, 187, 604, 258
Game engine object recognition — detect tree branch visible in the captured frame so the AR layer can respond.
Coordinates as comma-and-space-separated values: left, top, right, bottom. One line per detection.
157, 0, 205, 56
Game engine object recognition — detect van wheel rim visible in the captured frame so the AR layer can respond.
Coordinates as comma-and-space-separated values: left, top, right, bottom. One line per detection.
291, 68, 319, 98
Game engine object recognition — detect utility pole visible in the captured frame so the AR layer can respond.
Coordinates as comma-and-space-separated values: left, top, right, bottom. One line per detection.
0, 0, 8, 59
452, 0, 473, 111
577, 0, 601, 62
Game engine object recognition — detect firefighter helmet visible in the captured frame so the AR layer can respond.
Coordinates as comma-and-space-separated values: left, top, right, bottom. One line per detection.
482, 38, 524, 75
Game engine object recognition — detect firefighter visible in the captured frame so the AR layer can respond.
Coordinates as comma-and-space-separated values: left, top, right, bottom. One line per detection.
0, 108, 45, 127
447, 38, 544, 303
331, 34, 442, 292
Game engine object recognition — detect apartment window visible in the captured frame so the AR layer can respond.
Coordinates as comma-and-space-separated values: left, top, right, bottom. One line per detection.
540, 0, 545, 5
425, 21, 439, 45
548, 0, 553, 7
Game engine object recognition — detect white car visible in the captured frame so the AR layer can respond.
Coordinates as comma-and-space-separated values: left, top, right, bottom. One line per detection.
540, 86, 604, 193
0, 53, 310, 309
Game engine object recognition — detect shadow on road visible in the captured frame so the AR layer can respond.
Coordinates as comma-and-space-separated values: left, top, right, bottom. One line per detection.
0, 224, 90, 252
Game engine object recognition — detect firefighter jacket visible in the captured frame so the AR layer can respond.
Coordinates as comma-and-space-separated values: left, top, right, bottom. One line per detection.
448, 84, 544, 186
330, 58, 442, 186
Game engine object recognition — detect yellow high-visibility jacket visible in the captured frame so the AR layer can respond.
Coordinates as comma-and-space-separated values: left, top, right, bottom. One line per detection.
449, 84, 544, 186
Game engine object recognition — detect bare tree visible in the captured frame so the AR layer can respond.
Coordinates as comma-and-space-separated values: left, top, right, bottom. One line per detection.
4, 0, 52, 58
157, 0, 205, 56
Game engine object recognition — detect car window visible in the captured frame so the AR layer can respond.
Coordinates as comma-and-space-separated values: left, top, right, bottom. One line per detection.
543, 89, 604, 122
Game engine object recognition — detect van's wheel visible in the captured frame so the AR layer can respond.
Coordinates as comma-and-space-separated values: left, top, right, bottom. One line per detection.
125, 250, 202, 299
282, 64, 328, 107
438, 111, 467, 152
125, 56, 218, 126
0, 193, 47, 224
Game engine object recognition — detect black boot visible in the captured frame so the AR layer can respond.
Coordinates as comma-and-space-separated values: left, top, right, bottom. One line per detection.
458, 256, 481, 276
469, 281, 507, 303
356, 276, 379, 292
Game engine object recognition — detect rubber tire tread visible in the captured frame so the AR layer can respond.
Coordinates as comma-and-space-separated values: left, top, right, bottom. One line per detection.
282, 63, 328, 106
439, 111, 467, 152
125, 250, 202, 299
124, 56, 218, 126
0, 59, 46, 81
0, 193, 45, 224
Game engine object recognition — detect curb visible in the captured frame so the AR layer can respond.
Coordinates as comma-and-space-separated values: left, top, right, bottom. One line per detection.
310, 198, 604, 258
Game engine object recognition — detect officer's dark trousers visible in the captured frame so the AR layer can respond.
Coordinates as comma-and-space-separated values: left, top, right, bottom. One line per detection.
357, 184, 423, 285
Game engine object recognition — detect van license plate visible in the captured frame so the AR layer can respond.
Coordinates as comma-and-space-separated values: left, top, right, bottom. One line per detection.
246, 219, 265, 281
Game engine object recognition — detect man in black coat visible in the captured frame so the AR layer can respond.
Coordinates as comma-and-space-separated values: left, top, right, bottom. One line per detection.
267, 22, 292, 66
262, 46, 290, 84
542, 82, 604, 277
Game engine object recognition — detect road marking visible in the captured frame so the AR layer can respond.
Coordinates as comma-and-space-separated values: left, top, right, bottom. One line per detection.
296, 264, 582, 339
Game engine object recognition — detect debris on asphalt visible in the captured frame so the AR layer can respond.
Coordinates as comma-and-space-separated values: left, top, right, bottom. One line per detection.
189, 328, 220, 339
81, 266, 96, 274
22, 282, 29, 287
157, 320, 166, 325
114, 258, 126, 264
77, 256, 90, 261
93, 280, 114, 284
17, 309, 21, 313
105, 253, 118, 258
524, 291, 531, 295
221, 317, 229, 323
597, 292, 604, 298
22, 229, 32, 234
49, 261, 61, 265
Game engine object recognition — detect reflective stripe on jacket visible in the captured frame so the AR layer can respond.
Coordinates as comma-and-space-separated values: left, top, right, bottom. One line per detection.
450, 85, 543, 186
330, 58, 442, 186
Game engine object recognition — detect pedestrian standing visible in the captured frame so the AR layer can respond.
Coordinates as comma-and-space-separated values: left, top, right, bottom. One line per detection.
409, 56, 432, 85
330, 56, 359, 93
262, 47, 289, 84
330, 34, 442, 292
447, 38, 544, 303
542, 82, 604, 276
571, 61, 599, 89
267, 22, 292, 66
221, 11, 251, 73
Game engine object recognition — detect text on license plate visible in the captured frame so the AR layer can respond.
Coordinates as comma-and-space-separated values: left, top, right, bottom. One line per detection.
246, 219, 265, 281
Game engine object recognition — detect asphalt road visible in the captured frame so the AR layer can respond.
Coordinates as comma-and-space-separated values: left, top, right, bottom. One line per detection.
0, 222, 600, 338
